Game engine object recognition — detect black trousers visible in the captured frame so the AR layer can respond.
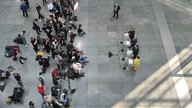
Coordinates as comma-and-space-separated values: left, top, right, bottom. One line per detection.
113, 11, 119, 19
22, 11, 28, 17
17, 80, 23, 87
35, 26, 41, 35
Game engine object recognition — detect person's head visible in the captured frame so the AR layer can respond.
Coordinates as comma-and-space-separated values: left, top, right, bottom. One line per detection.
135, 45, 139, 48
38, 84, 42, 87
13, 73, 17, 76
30, 37, 35, 40
136, 56, 140, 59
29, 101, 34, 106
79, 24, 82, 28
39, 72, 43, 75
131, 28, 135, 31
36, 3, 39, 6
34, 18, 38, 22
22, 30, 26, 34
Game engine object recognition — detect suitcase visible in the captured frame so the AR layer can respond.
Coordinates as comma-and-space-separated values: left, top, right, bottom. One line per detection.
5, 46, 12, 58
0, 81, 6, 92
5, 50, 12, 58
11, 45, 20, 57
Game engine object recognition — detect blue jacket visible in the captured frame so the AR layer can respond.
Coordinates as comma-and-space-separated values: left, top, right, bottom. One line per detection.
20, 3, 27, 12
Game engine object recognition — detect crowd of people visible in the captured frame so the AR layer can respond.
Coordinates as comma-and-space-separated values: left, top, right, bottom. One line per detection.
127, 28, 141, 72
6, 0, 89, 107
3, 0, 141, 107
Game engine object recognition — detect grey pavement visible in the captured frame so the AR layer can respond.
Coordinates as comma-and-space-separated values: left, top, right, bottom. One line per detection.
0, 0, 192, 108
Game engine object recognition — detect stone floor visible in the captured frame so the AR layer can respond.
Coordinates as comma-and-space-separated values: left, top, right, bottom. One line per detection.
0, 0, 192, 108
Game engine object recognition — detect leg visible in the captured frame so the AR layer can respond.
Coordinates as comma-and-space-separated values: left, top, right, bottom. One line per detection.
22, 11, 25, 17
18, 80, 23, 87
20, 56, 27, 60
22, 37, 27, 45
38, 26, 42, 32
25, 11, 28, 17
36, 28, 40, 35
116, 12, 119, 19
38, 13, 41, 19
112, 11, 115, 18
19, 59, 24, 64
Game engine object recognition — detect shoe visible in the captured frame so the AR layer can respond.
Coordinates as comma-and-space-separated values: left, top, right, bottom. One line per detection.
39, 19, 42, 22
25, 45, 28, 48
24, 58, 27, 60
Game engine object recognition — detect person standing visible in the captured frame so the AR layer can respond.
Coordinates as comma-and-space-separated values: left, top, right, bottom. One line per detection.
24, 0, 30, 9
36, 3, 42, 20
13, 73, 24, 87
47, 1, 54, 13
128, 28, 135, 40
132, 45, 139, 59
20, 1, 28, 17
112, 4, 121, 19
33, 19, 42, 35
20, 30, 28, 47
42, 0, 47, 6
133, 56, 140, 72
37, 71, 46, 86
39, 10, 45, 25
38, 84, 46, 98
30, 37, 39, 53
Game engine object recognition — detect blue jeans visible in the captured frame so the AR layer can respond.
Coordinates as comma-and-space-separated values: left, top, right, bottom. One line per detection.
22, 37, 27, 45
77, 57, 87, 63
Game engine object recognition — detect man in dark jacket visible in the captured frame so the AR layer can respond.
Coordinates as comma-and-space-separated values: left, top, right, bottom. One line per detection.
13, 73, 24, 87
20, 1, 28, 17
132, 45, 139, 59
113, 4, 121, 19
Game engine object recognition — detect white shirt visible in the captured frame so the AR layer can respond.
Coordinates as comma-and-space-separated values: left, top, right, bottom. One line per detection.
72, 62, 82, 72
47, 3, 53, 10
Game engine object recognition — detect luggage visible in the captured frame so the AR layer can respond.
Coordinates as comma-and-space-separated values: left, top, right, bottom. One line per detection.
5, 50, 12, 58
0, 80, 6, 92
5, 46, 12, 58
11, 45, 20, 57
4, 45, 20, 58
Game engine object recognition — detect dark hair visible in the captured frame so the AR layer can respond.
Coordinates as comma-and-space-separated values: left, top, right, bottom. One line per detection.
29, 101, 34, 106
136, 56, 140, 59
22, 30, 26, 33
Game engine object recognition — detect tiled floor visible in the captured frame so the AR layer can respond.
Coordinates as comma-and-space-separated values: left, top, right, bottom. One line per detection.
0, 0, 192, 108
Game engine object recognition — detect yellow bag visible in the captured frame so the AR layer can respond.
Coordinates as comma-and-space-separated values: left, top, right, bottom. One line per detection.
37, 51, 44, 57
